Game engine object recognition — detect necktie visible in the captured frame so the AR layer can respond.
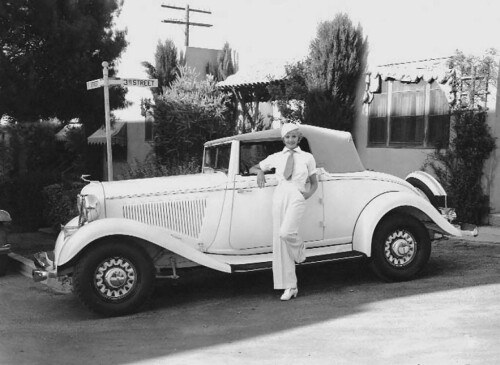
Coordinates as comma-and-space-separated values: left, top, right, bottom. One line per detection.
283, 150, 294, 180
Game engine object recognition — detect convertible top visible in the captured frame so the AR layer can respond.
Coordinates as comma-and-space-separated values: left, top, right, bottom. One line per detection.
204, 125, 365, 173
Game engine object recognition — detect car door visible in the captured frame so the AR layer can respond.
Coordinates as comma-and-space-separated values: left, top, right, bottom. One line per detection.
229, 139, 324, 251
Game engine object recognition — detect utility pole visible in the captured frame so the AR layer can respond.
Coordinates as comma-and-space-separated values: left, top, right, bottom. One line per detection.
161, 4, 212, 46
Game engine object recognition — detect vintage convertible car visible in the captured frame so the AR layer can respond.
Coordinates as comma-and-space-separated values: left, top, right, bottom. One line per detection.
32, 125, 477, 315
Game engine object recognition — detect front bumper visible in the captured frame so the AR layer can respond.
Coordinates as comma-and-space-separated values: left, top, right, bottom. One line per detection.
455, 222, 479, 237
32, 252, 57, 282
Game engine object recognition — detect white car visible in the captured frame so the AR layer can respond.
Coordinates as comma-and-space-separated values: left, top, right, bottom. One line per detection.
33, 125, 477, 315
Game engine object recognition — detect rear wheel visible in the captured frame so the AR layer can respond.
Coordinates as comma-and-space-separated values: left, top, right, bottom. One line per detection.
73, 240, 155, 316
370, 215, 431, 282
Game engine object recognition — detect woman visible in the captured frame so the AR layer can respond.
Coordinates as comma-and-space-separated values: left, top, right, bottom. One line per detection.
249, 123, 318, 301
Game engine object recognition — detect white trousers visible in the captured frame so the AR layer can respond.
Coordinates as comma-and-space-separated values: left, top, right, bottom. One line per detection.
272, 182, 306, 290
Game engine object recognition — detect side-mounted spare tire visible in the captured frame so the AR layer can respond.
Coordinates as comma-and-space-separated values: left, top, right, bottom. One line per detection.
73, 239, 155, 316
370, 214, 431, 282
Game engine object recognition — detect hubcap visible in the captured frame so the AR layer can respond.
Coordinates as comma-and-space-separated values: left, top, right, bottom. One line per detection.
384, 229, 417, 267
94, 257, 137, 300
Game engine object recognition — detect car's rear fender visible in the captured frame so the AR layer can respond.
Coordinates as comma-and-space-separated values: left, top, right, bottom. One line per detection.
352, 191, 462, 257
56, 218, 231, 273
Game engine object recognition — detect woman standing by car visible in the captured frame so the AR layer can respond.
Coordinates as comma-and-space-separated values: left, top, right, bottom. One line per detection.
250, 123, 318, 300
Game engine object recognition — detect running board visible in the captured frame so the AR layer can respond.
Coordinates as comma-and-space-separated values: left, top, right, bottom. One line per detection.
230, 251, 366, 273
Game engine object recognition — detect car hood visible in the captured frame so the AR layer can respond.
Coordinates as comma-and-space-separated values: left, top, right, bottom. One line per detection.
81, 172, 228, 200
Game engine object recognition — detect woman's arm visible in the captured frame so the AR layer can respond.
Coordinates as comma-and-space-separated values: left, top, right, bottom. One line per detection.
302, 174, 318, 200
249, 164, 266, 188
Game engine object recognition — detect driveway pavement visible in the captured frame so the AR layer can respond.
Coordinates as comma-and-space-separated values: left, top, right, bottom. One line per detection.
1, 229, 500, 364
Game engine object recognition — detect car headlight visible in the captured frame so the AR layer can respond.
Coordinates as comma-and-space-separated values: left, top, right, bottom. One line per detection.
77, 194, 101, 226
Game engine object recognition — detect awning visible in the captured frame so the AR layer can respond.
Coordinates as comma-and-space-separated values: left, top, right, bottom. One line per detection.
364, 57, 457, 105
87, 121, 127, 146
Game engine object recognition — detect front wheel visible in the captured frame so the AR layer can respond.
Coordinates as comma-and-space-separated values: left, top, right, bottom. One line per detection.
73, 240, 155, 316
370, 215, 431, 282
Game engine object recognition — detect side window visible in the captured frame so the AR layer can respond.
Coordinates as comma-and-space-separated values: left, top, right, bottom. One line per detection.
239, 138, 311, 176
203, 143, 231, 174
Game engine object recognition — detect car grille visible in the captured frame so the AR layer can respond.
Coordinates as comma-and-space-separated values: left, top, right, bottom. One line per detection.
123, 198, 207, 238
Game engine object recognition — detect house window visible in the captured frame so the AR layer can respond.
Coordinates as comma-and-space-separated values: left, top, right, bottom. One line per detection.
368, 80, 450, 148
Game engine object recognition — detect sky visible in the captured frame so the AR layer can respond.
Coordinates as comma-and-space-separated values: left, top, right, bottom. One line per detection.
113, 0, 500, 120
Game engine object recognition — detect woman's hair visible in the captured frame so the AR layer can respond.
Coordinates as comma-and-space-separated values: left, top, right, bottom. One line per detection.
282, 129, 303, 142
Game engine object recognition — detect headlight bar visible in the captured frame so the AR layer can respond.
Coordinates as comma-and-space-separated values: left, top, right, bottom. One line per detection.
77, 194, 101, 226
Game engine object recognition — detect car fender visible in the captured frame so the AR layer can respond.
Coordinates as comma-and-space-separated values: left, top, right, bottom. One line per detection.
405, 171, 447, 197
57, 217, 231, 273
352, 191, 462, 257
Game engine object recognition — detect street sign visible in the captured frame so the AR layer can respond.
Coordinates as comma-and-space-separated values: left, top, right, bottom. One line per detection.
121, 78, 158, 87
86, 78, 104, 90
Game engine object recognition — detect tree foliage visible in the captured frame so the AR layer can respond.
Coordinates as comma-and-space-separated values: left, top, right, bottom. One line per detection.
207, 42, 238, 81
305, 13, 368, 131
141, 39, 178, 96
266, 13, 367, 131
152, 66, 235, 166
0, 0, 128, 129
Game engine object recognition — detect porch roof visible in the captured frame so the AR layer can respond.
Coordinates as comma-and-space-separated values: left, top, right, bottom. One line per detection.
216, 60, 287, 90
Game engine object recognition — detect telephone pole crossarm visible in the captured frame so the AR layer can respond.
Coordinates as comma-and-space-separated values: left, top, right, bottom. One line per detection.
162, 19, 212, 27
161, 4, 211, 14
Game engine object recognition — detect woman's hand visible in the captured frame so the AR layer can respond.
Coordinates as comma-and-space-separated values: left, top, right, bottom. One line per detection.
257, 170, 266, 188
249, 164, 267, 188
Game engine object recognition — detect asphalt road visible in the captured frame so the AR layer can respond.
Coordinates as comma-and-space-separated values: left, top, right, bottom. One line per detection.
1, 238, 499, 365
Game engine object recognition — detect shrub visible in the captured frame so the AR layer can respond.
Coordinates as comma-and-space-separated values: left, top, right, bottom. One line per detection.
425, 110, 496, 224
152, 66, 234, 167
42, 182, 86, 230
0, 172, 60, 231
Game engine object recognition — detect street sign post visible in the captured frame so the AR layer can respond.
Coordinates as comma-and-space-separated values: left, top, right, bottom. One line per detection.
86, 63, 158, 181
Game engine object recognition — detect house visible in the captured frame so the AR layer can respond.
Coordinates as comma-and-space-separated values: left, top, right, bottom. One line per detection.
354, 57, 500, 225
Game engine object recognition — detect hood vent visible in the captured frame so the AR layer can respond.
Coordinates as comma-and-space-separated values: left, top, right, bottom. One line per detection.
123, 198, 207, 238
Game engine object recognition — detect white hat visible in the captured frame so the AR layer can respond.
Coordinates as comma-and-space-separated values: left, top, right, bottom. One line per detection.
281, 123, 299, 138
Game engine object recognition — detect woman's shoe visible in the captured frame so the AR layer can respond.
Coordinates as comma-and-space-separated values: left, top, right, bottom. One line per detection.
280, 288, 298, 301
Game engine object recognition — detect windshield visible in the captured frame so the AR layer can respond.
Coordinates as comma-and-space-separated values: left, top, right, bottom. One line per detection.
203, 143, 231, 174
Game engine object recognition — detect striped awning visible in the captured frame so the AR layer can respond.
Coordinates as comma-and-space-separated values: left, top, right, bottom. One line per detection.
87, 122, 127, 146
